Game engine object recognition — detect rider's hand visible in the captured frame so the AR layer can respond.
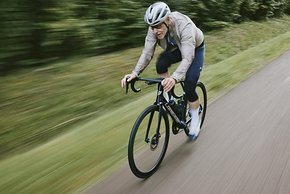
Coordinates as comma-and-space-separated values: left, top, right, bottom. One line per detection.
162, 78, 176, 93
121, 72, 137, 88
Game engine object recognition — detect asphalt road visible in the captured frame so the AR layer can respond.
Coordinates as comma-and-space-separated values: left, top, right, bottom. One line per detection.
87, 50, 290, 194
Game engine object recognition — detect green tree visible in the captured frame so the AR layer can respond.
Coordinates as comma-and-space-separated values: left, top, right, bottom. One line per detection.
1, 0, 289, 73
287, 0, 290, 14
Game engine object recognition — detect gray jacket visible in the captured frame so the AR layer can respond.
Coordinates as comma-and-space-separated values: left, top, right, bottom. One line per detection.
133, 11, 204, 82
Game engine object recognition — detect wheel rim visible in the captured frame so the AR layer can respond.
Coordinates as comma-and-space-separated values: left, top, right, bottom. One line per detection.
129, 107, 169, 176
196, 82, 207, 128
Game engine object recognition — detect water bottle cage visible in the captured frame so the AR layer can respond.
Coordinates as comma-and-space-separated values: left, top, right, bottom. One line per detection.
168, 101, 184, 121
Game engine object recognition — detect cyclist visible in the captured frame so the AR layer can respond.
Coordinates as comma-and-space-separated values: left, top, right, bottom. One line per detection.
121, 2, 205, 140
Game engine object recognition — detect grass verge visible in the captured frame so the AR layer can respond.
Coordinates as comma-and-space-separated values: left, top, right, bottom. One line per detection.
0, 32, 289, 193
1, 17, 290, 159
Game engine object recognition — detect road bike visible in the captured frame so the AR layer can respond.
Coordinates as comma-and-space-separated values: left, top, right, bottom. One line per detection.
126, 77, 207, 178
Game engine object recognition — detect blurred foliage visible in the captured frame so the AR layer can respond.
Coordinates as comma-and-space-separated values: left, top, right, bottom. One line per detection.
239, 0, 289, 21
1, 16, 290, 159
0, 0, 289, 73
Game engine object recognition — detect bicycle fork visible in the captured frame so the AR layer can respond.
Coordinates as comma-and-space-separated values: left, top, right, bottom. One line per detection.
144, 106, 163, 150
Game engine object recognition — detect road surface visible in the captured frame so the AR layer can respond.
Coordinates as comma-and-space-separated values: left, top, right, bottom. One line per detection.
87, 50, 290, 194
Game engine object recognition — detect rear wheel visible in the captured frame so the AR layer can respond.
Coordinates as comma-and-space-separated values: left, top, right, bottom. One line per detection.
128, 105, 170, 178
196, 81, 207, 128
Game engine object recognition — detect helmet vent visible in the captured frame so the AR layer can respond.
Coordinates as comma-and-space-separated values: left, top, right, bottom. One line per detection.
144, 2, 171, 26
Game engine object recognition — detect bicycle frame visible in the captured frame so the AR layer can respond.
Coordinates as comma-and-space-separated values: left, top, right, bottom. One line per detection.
155, 83, 186, 128
128, 77, 189, 141
127, 77, 207, 178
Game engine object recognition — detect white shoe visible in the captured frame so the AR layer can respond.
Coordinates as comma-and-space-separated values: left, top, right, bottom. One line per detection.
188, 108, 201, 139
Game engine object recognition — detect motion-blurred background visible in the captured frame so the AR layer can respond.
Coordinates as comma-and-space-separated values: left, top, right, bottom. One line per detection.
1, 1, 290, 193
1, 1, 290, 72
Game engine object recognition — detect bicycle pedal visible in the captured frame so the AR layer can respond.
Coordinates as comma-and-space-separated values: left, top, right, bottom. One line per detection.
172, 128, 182, 134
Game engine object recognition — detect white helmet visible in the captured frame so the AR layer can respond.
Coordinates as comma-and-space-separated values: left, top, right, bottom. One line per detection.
144, 2, 171, 26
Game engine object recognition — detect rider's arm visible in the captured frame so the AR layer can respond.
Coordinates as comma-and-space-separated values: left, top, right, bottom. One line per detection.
133, 27, 157, 76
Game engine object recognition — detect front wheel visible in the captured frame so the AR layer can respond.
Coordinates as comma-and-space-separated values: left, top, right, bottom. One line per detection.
128, 105, 170, 178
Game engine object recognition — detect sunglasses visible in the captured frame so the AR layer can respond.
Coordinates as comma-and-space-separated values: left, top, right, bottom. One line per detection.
151, 23, 163, 30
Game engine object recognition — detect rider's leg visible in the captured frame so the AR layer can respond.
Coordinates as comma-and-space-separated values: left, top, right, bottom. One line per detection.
185, 46, 205, 138
188, 99, 200, 109
156, 49, 182, 100
156, 49, 182, 76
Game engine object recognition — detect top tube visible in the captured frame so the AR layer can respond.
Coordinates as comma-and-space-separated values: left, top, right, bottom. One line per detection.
137, 77, 163, 84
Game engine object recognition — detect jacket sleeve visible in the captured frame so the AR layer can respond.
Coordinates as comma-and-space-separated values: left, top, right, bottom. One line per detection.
133, 28, 157, 75
171, 22, 196, 82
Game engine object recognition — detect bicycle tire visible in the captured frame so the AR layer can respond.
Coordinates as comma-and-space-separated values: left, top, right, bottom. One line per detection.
196, 81, 207, 128
128, 105, 170, 178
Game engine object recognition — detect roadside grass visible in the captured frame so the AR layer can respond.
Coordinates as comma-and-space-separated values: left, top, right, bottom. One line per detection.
0, 94, 155, 193
1, 16, 290, 159
0, 21, 290, 192
202, 31, 290, 101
